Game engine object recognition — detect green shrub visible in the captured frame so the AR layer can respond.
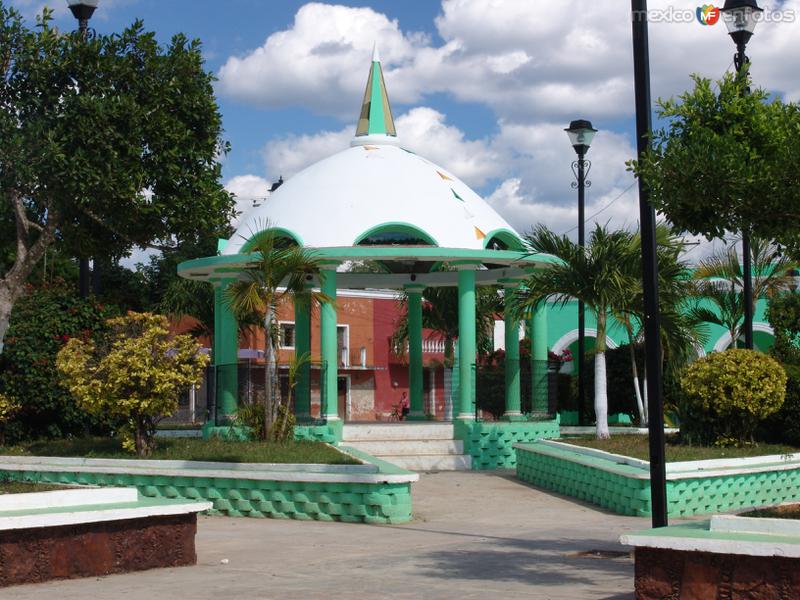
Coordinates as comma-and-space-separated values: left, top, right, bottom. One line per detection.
761, 364, 800, 446
767, 293, 800, 364
682, 349, 787, 445
0, 284, 118, 440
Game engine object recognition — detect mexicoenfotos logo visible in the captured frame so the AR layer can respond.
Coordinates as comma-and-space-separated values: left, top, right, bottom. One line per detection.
696, 4, 721, 26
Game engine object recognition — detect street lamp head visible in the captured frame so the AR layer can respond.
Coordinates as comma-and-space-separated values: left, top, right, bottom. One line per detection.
66, 0, 99, 27
565, 119, 597, 156
721, 0, 763, 45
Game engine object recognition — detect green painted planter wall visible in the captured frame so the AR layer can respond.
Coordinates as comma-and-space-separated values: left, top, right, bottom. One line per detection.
0, 463, 412, 524
516, 443, 651, 516
294, 422, 343, 444
455, 420, 560, 470
516, 442, 800, 518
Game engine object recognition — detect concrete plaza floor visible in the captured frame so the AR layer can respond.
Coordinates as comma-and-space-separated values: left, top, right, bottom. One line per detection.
4, 471, 648, 599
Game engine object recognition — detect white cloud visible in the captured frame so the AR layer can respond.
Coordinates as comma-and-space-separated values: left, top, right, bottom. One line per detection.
217, 2, 429, 117
217, 0, 800, 124
225, 175, 273, 228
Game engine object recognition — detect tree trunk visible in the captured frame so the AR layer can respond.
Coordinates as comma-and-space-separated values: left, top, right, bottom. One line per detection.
1, 195, 58, 354
594, 311, 610, 439
594, 352, 610, 439
263, 306, 277, 440
0, 285, 15, 355
627, 329, 646, 426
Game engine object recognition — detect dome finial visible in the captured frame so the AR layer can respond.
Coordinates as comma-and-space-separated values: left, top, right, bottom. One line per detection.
355, 43, 396, 138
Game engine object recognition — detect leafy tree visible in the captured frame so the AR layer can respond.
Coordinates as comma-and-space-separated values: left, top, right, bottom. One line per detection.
615, 225, 703, 425
513, 224, 640, 439
632, 73, 800, 254
56, 312, 208, 456
767, 293, 800, 365
225, 231, 328, 439
691, 238, 796, 347
0, 282, 117, 440
0, 6, 234, 352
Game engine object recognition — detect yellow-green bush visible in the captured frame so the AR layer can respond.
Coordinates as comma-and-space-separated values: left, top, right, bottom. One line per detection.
0, 394, 21, 445
56, 312, 209, 456
682, 349, 787, 445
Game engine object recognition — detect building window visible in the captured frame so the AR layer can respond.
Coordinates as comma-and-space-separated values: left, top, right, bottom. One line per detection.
279, 322, 296, 349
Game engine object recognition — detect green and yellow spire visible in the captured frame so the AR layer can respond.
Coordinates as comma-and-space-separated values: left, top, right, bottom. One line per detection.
355, 44, 396, 137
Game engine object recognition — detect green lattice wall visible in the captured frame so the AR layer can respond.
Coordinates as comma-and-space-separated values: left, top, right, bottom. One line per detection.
454, 420, 560, 470
0, 464, 412, 524
516, 443, 651, 515
294, 421, 343, 444
515, 442, 800, 517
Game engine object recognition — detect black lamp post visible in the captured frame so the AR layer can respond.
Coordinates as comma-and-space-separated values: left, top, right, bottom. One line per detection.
565, 120, 597, 427
721, 0, 763, 351
66, 0, 98, 35
66, 0, 99, 297
631, 0, 668, 529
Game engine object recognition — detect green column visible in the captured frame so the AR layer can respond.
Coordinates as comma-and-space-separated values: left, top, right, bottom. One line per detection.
294, 292, 311, 420
531, 304, 549, 415
320, 268, 339, 420
214, 280, 239, 421
457, 268, 476, 419
406, 285, 425, 420
504, 286, 522, 420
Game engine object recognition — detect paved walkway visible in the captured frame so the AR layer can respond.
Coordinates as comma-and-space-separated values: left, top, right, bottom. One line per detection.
4, 471, 647, 599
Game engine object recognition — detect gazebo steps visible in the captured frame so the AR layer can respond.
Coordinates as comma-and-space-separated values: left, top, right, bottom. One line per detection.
341, 423, 472, 471
341, 423, 455, 442
344, 440, 464, 456
373, 454, 473, 471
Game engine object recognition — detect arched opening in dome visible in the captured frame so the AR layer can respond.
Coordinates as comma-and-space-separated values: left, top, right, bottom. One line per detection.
484, 229, 526, 252
240, 227, 303, 253
354, 223, 438, 274
354, 223, 437, 247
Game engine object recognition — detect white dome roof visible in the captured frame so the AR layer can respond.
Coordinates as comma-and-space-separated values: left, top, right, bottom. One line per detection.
224, 141, 521, 255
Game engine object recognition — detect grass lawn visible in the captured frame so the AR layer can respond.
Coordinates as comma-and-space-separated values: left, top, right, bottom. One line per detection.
562, 434, 800, 462
0, 437, 359, 465
0, 481, 68, 495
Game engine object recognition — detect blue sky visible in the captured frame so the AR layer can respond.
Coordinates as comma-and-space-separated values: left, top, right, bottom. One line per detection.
10, 0, 800, 259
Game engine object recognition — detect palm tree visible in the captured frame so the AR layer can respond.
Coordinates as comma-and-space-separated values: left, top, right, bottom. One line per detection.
616, 225, 707, 425
513, 224, 639, 439
692, 238, 796, 348
225, 230, 328, 439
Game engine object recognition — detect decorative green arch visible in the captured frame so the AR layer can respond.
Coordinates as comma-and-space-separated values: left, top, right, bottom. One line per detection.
240, 227, 304, 253
353, 222, 438, 246
483, 228, 526, 252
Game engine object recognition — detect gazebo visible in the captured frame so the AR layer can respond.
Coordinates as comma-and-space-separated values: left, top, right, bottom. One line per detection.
178, 47, 559, 445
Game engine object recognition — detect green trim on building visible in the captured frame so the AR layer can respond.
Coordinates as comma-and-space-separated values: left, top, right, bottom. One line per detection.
320, 270, 339, 420
407, 290, 424, 419
213, 281, 238, 420
457, 269, 476, 419
482, 228, 527, 252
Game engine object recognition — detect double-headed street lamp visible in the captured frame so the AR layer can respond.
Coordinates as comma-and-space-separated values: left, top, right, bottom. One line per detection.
720, 0, 763, 351
565, 120, 597, 426
66, 0, 99, 297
